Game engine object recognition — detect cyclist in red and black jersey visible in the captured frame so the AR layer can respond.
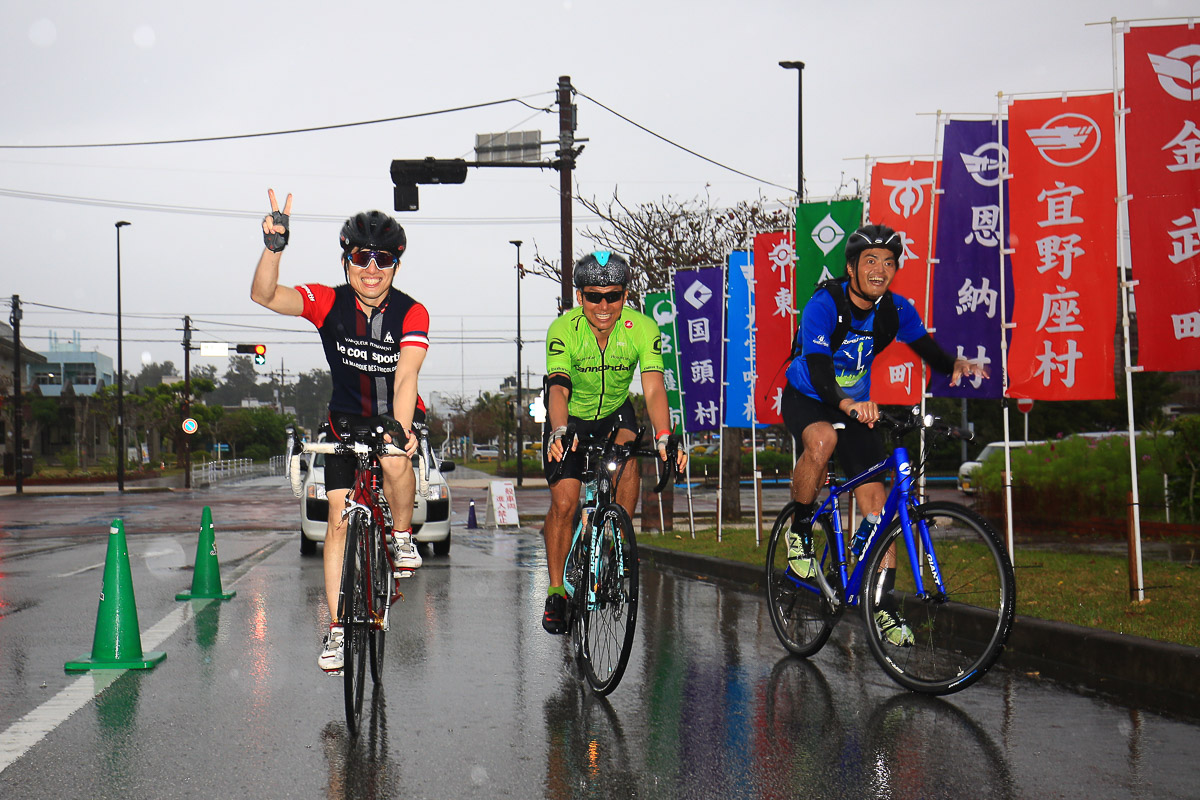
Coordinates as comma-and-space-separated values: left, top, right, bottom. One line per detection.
251, 189, 429, 672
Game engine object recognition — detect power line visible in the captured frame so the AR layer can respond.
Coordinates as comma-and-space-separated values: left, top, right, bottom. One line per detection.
0, 95, 553, 149
576, 91, 793, 193
0, 187, 573, 225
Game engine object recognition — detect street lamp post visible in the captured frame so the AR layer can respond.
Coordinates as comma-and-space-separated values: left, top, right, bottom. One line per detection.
779, 60, 805, 200
115, 221, 131, 492
511, 239, 524, 488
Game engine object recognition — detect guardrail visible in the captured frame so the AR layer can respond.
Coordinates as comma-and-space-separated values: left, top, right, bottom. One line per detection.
190, 458, 267, 486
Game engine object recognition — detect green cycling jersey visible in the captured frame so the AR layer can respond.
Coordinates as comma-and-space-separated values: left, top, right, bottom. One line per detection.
545, 306, 665, 419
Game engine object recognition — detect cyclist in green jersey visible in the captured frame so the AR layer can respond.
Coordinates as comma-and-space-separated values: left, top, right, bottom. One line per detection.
540, 252, 688, 634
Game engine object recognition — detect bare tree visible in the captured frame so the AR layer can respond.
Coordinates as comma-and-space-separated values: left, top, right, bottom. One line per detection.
527, 188, 794, 522
527, 188, 793, 308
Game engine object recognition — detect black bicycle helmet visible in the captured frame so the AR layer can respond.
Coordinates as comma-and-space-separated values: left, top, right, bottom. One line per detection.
339, 210, 407, 256
844, 224, 903, 268
573, 251, 630, 288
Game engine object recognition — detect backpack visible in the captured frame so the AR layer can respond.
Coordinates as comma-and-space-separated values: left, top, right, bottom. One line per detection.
787, 278, 900, 363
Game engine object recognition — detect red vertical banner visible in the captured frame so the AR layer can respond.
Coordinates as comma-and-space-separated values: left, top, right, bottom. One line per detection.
867, 160, 940, 405
1007, 93, 1117, 399
1125, 24, 1200, 371
753, 231, 795, 424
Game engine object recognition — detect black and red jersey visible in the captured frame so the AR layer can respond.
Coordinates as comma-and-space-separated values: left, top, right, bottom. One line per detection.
296, 282, 429, 418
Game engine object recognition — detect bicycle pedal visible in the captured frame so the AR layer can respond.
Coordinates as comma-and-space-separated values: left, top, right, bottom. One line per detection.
323, 668, 343, 677
396, 568, 415, 579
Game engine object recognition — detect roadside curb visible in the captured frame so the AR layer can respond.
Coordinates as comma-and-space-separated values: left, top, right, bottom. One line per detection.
639, 544, 1200, 719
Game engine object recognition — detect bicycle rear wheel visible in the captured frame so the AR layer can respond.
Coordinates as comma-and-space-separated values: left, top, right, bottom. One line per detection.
765, 505, 839, 657
860, 501, 1015, 695
339, 515, 369, 734
368, 519, 388, 685
579, 504, 638, 695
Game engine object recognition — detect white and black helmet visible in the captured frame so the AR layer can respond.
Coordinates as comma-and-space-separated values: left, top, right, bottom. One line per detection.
573, 251, 630, 288
845, 224, 903, 267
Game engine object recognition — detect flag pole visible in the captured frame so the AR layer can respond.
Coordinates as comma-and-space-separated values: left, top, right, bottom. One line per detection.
717, 257, 729, 543
996, 95, 1017, 561
922, 116, 945, 505
671, 270, 696, 539
1111, 17, 1144, 601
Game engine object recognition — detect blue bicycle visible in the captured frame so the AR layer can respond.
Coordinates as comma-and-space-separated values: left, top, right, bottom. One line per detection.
765, 408, 1016, 695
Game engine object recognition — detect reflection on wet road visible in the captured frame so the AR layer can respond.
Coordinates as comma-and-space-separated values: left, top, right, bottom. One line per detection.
0, 480, 1197, 798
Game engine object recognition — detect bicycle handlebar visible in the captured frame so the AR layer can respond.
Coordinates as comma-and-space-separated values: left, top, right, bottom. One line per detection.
285, 425, 411, 498
547, 424, 678, 493
850, 407, 973, 442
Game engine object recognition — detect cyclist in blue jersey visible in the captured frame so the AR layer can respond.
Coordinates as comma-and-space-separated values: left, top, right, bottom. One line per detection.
781, 223, 988, 645
251, 189, 428, 672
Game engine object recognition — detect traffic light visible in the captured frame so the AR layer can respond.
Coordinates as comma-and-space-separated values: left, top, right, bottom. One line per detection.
390, 157, 469, 212
236, 344, 267, 365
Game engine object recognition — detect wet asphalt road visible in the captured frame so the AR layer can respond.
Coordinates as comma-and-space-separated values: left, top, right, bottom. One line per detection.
0, 477, 1198, 799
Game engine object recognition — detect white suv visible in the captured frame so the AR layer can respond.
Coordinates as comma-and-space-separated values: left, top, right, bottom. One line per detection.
957, 440, 1043, 494
299, 446, 454, 556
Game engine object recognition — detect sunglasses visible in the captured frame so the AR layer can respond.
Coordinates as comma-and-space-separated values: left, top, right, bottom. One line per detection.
582, 289, 625, 304
347, 250, 399, 269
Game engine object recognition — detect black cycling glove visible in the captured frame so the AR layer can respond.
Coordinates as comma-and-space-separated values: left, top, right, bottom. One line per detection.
264, 210, 289, 252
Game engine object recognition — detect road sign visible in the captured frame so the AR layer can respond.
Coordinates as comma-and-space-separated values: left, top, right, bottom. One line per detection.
199, 342, 229, 357
1016, 398, 1035, 414
181, 418, 198, 435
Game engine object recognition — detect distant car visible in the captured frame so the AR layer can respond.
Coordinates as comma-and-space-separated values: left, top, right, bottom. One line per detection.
690, 444, 719, 457
299, 442, 455, 556
957, 440, 1044, 494
473, 445, 500, 461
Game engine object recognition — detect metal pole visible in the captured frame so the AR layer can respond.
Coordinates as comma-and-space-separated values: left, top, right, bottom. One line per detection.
10, 295, 22, 494
511, 239, 524, 488
115, 221, 131, 492
779, 61, 805, 200
183, 315, 192, 489
557, 76, 575, 310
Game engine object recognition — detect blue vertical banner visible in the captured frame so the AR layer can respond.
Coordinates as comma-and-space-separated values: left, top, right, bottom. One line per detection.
674, 267, 725, 433
723, 251, 763, 429
930, 119, 1010, 399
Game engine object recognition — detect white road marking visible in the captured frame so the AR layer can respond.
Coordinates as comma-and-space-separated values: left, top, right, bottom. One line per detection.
54, 549, 176, 578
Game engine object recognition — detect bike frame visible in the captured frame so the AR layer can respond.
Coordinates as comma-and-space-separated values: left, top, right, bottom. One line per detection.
339, 452, 394, 631
800, 442, 948, 609
564, 444, 625, 612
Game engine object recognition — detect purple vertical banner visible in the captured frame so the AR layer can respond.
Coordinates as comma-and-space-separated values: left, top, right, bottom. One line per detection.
674, 266, 725, 432
930, 119, 1010, 399
723, 251, 764, 429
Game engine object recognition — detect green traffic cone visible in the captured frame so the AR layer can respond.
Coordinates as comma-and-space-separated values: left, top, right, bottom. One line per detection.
65, 519, 167, 672
176, 506, 236, 601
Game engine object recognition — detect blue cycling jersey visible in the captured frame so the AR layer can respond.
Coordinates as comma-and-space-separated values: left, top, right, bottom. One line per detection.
785, 285, 928, 403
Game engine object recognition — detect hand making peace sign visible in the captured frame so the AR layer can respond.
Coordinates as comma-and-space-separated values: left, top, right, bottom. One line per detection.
262, 189, 293, 252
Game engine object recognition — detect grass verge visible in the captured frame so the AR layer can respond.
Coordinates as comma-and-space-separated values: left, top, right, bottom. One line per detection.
641, 525, 1200, 649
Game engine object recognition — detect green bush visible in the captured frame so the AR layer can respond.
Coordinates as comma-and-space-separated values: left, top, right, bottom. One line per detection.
58, 447, 78, 473
976, 433, 1169, 521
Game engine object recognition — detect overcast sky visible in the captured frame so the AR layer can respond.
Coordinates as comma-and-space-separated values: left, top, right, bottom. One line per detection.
0, 0, 1183, 406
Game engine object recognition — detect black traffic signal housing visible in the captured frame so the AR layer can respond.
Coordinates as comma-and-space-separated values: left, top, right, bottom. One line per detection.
390, 158, 469, 212
236, 344, 267, 365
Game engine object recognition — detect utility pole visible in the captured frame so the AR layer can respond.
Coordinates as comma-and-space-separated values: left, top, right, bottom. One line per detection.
558, 75, 576, 310
511, 240, 524, 488
115, 221, 131, 492
182, 315, 193, 489
10, 295, 23, 494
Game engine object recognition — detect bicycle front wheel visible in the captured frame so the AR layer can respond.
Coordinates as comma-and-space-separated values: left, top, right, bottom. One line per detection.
860, 501, 1015, 695
339, 515, 369, 734
579, 504, 638, 695
368, 519, 388, 685
765, 505, 838, 657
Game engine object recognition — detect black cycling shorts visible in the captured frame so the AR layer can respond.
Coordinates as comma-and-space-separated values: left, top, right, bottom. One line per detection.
542, 398, 639, 484
322, 408, 425, 492
780, 384, 886, 480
